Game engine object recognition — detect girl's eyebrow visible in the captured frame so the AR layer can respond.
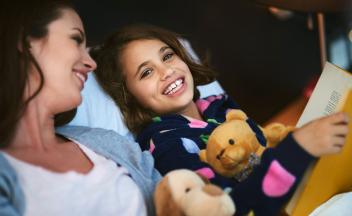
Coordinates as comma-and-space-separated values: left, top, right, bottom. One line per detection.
135, 45, 171, 77
160, 46, 169, 53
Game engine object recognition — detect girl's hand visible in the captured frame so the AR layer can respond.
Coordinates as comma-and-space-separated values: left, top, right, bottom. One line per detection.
292, 112, 349, 157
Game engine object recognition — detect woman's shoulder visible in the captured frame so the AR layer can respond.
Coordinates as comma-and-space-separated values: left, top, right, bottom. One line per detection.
56, 125, 141, 156
56, 125, 122, 138
0, 153, 17, 180
0, 153, 26, 214
56, 125, 161, 178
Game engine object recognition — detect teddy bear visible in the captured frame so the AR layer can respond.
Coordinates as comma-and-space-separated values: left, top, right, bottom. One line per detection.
199, 109, 294, 181
154, 169, 236, 216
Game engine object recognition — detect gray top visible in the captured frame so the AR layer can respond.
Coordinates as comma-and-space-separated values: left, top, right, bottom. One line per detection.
0, 126, 161, 216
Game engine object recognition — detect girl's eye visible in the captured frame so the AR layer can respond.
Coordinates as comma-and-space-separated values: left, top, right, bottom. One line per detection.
163, 52, 174, 61
140, 68, 152, 79
72, 35, 83, 45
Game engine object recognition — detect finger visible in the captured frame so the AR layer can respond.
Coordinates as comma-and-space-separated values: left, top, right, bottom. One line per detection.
332, 136, 347, 147
329, 112, 349, 125
330, 145, 343, 154
330, 124, 349, 136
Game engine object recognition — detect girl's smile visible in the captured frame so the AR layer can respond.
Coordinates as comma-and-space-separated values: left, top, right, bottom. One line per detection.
162, 77, 185, 96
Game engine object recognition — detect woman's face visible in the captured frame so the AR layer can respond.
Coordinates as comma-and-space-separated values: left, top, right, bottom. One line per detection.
28, 8, 96, 114
121, 39, 195, 115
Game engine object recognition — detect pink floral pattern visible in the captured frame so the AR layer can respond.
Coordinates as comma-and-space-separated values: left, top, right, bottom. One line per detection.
149, 139, 155, 153
195, 167, 215, 179
262, 160, 296, 197
196, 95, 223, 113
188, 119, 208, 128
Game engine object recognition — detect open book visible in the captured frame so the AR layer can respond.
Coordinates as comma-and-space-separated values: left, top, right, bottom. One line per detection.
285, 62, 352, 215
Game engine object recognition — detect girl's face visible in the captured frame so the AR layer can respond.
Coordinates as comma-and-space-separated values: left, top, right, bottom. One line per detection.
28, 8, 97, 114
121, 39, 195, 115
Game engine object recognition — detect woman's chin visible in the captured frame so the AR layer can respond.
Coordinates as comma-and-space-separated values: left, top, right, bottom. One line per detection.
58, 95, 82, 113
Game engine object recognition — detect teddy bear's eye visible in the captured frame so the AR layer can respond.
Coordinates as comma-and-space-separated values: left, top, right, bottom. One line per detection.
228, 139, 235, 145
185, 188, 191, 193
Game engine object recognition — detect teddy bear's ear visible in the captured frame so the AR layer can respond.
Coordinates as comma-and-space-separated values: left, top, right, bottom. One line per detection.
199, 150, 208, 163
154, 176, 185, 216
263, 123, 295, 147
226, 109, 248, 121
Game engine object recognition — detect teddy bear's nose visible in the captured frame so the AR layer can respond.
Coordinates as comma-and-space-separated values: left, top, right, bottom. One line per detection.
202, 184, 223, 196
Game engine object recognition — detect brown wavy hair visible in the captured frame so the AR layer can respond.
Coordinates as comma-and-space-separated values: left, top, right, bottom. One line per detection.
0, 0, 73, 147
92, 24, 216, 135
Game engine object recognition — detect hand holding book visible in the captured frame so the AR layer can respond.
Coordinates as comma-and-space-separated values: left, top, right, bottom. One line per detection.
293, 112, 349, 157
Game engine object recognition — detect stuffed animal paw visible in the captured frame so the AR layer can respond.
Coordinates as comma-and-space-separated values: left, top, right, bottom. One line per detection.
199, 109, 294, 180
154, 169, 236, 216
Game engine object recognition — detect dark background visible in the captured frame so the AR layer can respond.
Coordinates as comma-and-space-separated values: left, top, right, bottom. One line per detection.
72, 0, 352, 124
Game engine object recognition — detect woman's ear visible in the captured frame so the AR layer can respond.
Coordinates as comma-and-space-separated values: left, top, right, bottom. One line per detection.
17, 37, 24, 53
17, 36, 32, 53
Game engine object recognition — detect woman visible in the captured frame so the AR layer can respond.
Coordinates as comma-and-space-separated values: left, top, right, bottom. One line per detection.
0, 1, 160, 216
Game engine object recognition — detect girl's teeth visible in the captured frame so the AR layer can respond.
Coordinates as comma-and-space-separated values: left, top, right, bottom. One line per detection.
164, 79, 183, 95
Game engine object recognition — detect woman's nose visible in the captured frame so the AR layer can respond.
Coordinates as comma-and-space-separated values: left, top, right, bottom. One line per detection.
82, 51, 97, 72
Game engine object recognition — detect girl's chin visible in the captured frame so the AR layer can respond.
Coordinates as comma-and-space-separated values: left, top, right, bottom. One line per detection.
163, 92, 193, 103
165, 98, 195, 113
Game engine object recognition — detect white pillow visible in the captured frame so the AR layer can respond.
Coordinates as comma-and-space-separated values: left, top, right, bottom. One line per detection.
68, 40, 224, 138
68, 72, 134, 137
309, 192, 352, 216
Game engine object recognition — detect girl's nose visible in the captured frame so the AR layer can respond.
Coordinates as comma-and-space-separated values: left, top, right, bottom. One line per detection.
160, 65, 174, 81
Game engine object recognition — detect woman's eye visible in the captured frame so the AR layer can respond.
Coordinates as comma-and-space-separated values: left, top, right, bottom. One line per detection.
140, 69, 152, 79
72, 35, 83, 45
163, 52, 174, 61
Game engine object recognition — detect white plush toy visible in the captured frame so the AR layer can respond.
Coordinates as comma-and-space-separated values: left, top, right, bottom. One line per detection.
154, 169, 235, 216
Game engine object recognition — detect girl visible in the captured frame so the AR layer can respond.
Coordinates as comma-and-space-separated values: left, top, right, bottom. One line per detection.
0, 2, 160, 216
93, 24, 349, 215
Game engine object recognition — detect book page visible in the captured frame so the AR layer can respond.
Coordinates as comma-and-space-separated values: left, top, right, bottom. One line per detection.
296, 62, 352, 127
